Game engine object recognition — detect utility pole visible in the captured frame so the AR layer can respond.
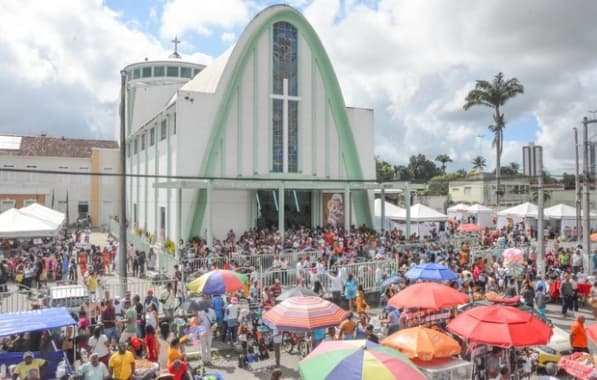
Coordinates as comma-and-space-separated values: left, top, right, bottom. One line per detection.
574, 128, 581, 243
119, 69, 128, 298
582, 116, 597, 274
536, 147, 545, 278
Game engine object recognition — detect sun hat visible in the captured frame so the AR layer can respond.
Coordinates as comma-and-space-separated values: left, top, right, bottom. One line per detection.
23, 351, 34, 359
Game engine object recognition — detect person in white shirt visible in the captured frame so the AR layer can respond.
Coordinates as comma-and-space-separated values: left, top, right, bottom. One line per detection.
198, 307, 217, 366
296, 259, 304, 286
76, 353, 109, 380
326, 270, 344, 305
88, 326, 111, 366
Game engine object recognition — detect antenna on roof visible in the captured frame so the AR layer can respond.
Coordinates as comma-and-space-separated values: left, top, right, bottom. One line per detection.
169, 36, 182, 59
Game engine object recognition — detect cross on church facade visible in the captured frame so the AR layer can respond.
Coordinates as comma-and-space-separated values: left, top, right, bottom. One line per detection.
172, 36, 180, 53
271, 78, 300, 172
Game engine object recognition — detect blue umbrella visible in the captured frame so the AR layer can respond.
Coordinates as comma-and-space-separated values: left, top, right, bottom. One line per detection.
405, 263, 458, 282
381, 276, 404, 288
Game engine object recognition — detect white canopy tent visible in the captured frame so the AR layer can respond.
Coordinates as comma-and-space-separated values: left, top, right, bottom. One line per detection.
20, 203, 65, 228
0, 208, 61, 238
393, 203, 448, 238
447, 203, 470, 222
466, 204, 494, 228
544, 204, 577, 219
496, 202, 538, 229
373, 199, 405, 230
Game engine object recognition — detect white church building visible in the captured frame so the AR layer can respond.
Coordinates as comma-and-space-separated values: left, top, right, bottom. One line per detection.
123, 5, 377, 245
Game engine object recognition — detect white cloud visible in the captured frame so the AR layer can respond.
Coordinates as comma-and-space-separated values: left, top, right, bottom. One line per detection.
302, 0, 597, 173
221, 32, 236, 43
160, 0, 251, 38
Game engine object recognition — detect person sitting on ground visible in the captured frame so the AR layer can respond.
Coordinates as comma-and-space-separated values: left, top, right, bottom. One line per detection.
365, 325, 379, 344
12, 352, 47, 380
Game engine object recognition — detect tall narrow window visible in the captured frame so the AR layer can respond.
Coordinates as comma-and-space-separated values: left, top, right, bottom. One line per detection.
272, 21, 299, 173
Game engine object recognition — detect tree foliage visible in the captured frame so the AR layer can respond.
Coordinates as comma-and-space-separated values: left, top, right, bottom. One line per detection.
435, 154, 453, 173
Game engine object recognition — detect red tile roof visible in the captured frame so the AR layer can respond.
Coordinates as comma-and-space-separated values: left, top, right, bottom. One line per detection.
0, 135, 118, 158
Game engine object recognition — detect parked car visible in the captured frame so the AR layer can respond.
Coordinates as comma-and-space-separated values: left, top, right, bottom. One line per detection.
532, 325, 572, 368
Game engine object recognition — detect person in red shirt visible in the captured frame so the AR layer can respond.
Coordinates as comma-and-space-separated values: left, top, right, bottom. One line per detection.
168, 360, 188, 380
144, 325, 159, 363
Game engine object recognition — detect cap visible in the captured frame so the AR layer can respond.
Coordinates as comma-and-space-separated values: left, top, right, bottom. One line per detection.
23, 351, 34, 359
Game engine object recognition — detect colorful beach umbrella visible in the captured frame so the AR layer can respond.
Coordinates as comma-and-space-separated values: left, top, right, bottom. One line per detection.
381, 326, 461, 361
186, 269, 247, 295
447, 305, 552, 348
381, 276, 404, 288
299, 339, 426, 380
262, 296, 348, 332
405, 263, 458, 282
388, 282, 469, 310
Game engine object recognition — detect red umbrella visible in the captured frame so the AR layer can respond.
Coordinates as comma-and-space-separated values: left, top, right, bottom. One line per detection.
388, 282, 469, 310
456, 223, 483, 233
447, 305, 552, 347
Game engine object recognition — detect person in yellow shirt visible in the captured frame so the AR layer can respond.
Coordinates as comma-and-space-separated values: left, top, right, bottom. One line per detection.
85, 272, 98, 299
109, 342, 135, 380
167, 337, 186, 367
12, 352, 47, 380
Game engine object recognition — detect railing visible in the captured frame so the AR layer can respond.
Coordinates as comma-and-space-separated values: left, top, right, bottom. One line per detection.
109, 218, 151, 255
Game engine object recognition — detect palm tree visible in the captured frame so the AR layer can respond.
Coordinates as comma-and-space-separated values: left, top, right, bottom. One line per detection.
471, 156, 487, 171
435, 154, 453, 174
463, 72, 524, 206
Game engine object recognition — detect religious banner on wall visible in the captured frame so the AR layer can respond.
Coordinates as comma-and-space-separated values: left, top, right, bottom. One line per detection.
322, 192, 344, 228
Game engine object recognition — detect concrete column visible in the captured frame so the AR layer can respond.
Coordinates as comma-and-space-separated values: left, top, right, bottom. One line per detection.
206, 180, 213, 248
405, 185, 411, 237
380, 187, 386, 231
344, 186, 350, 232
177, 188, 182, 241
278, 186, 285, 239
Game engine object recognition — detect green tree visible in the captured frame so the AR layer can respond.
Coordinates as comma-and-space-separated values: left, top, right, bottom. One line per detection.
463, 72, 524, 205
561, 172, 577, 190
435, 154, 453, 174
407, 154, 442, 182
509, 162, 520, 173
471, 156, 487, 171
375, 156, 396, 182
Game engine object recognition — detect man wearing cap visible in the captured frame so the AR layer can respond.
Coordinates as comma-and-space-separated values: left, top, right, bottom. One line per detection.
143, 289, 159, 314
109, 342, 135, 380
12, 352, 47, 380
76, 353, 109, 380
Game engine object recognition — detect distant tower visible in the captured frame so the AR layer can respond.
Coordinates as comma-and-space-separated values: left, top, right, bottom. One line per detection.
522, 143, 542, 176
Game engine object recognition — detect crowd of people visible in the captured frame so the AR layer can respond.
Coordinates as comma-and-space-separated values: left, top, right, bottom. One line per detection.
1, 217, 597, 380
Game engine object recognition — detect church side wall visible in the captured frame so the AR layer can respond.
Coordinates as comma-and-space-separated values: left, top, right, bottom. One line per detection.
130, 84, 181, 135
346, 107, 375, 180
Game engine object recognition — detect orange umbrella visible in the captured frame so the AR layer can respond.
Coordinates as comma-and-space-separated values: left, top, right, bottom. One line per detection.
591, 232, 597, 242
388, 282, 469, 310
381, 326, 461, 361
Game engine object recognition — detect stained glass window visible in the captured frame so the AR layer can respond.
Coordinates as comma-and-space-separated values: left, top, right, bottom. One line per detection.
272, 99, 284, 172
272, 21, 299, 173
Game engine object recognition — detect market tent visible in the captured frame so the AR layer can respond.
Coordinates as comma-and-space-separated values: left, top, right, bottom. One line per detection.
544, 204, 577, 219
0, 307, 76, 337
466, 204, 494, 227
496, 202, 538, 218
396, 204, 448, 222
447, 203, 470, 213
0, 208, 60, 238
496, 202, 537, 229
20, 202, 65, 228
374, 199, 405, 230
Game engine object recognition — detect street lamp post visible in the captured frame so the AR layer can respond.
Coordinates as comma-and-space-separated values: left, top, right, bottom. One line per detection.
582, 116, 597, 274
119, 69, 128, 298
574, 128, 581, 243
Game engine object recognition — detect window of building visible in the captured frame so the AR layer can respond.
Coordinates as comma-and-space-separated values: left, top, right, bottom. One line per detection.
103, 168, 114, 185
78, 201, 89, 220
1, 199, 15, 212
172, 114, 176, 135
150, 127, 155, 146
134, 138, 138, 154
160, 120, 167, 140
464, 187, 472, 196
141, 133, 145, 151
23, 199, 36, 207
166, 66, 178, 77
142, 66, 152, 78
193, 68, 201, 76
24, 165, 38, 184
0, 170, 15, 184
127, 143, 131, 157
154, 66, 165, 77
180, 67, 192, 78
271, 21, 299, 173
133, 68, 140, 79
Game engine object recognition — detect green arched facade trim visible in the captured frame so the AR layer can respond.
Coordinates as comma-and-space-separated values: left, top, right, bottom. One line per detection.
188, 7, 372, 238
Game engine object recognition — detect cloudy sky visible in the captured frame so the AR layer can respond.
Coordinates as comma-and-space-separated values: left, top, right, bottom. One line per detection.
1, 0, 596, 175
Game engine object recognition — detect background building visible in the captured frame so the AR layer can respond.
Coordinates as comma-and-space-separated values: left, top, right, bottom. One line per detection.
123, 5, 375, 244
449, 173, 531, 207
0, 134, 120, 228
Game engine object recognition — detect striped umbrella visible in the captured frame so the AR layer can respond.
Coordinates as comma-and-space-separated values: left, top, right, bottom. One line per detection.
262, 296, 348, 332
299, 340, 426, 380
186, 269, 247, 295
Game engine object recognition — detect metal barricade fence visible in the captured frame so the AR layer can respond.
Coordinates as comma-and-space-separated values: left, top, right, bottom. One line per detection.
260, 258, 400, 296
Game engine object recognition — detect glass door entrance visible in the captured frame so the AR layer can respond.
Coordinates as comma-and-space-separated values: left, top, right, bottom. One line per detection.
256, 190, 312, 229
